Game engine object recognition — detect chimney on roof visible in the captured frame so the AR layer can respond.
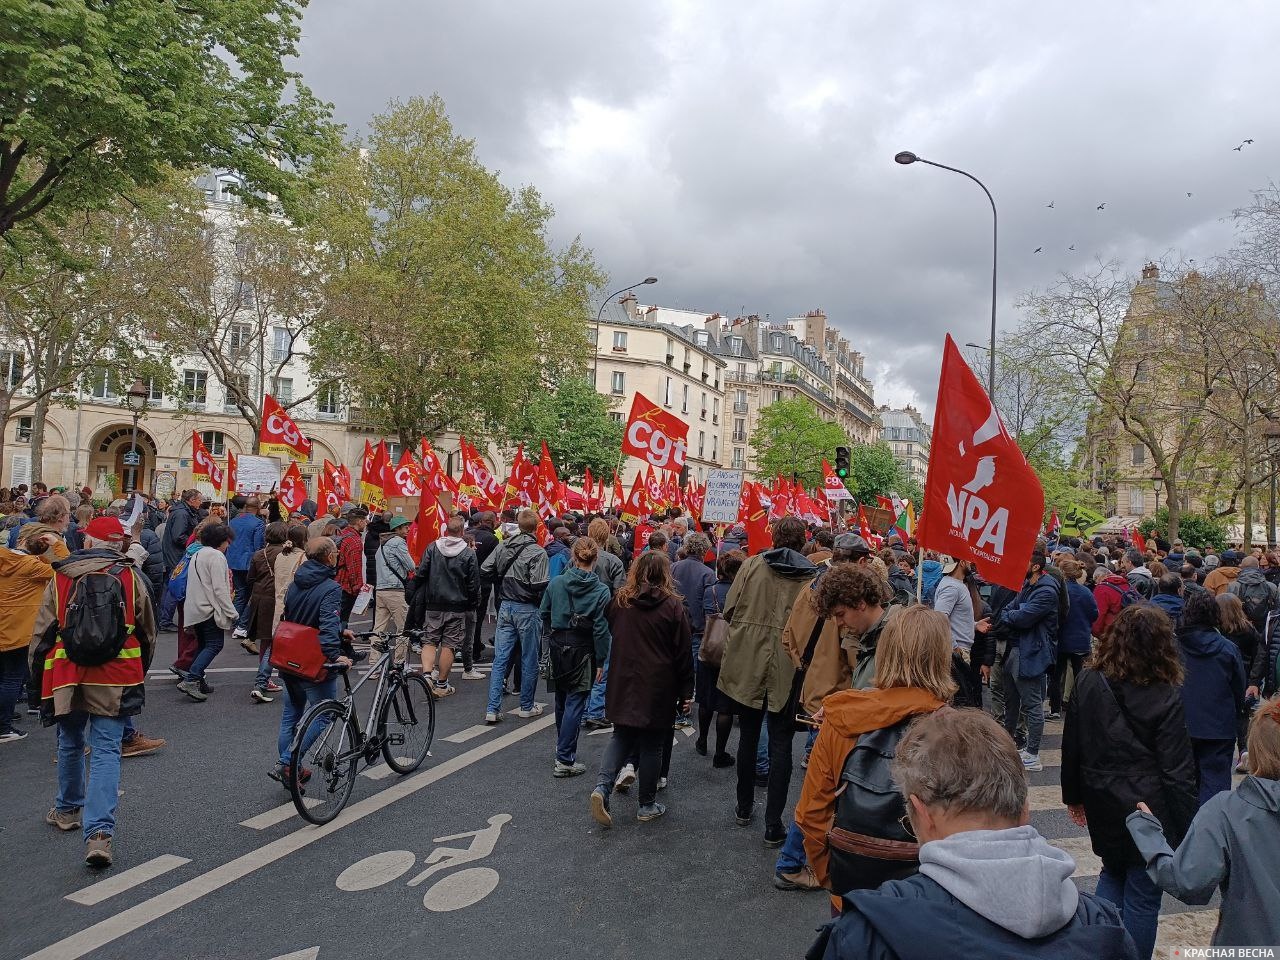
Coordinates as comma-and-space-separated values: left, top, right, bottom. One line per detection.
618, 291, 639, 321
1141, 263, 1159, 281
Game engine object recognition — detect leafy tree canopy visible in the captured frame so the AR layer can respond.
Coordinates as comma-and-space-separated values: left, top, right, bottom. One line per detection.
751, 398, 847, 489
507, 378, 622, 482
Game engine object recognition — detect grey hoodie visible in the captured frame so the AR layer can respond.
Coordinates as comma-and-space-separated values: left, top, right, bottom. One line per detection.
918, 825, 1079, 940
1127, 776, 1280, 946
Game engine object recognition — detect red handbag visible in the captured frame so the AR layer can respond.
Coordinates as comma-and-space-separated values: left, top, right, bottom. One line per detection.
269, 621, 328, 682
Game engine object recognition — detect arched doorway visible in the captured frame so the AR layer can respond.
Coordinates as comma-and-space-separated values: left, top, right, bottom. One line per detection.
89, 425, 158, 497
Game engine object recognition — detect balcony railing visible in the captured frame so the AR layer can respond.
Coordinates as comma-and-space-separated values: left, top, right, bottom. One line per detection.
733, 402, 748, 413
842, 400, 876, 426
728, 369, 835, 407
732, 431, 747, 443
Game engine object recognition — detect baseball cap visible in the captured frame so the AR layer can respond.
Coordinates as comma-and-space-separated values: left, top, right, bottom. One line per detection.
389, 515, 412, 531
1221, 549, 1240, 564
340, 503, 368, 519
833, 533, 871, 556
83, 516, 128, 543
938, 554, 960, 574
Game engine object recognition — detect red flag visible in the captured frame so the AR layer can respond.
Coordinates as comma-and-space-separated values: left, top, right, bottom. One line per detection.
583, 468, 596, 510
612, 471, 623, 509
1048, 509, 1061, 537
316, 472, 341, 514
502, 445, 536, 510
385, 449, 423, 499
621, 392, 689, 472
858, 504, 874, 542
338, 464, 353, 502
535, 442, 560, 518
644, 465, 662, 506
916, 335, 1044, 591
1131, 528, 1148, 554
823, 459, 853, 502
460, 438, 502, 511
191, 431, 224, 490
407, 486, 449, 564
620, 473, 647, 523
259, 394, 311, 462
744, 483, 771, 556
632, 523, 655, 557
876, 494, 895, 513
362, 441, 389, 507
224, 449, 237, 499
278, 461, 307, 514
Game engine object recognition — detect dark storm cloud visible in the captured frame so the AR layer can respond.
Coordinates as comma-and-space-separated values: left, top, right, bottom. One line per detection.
295, 0, 1278, 411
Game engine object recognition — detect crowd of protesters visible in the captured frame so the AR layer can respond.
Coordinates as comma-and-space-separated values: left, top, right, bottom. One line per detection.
3, 480, 1279, 957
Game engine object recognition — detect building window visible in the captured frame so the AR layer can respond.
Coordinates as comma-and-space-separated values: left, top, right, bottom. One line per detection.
271, 326, 292, 364
905, 444, 912, 455
317, 383, 340, 417
682, 384, 689, 413
228, 322, 253, 353
1128, 487, 1145, 515
664, 377, 672, 407
736, 362, 747, 377
87, 368, 117, 400
612, 331, 628, 350
772, 389, 783, 404
0, 351, 23, 390
1135, 360, 1149, 383
608, 411, 623, 423
712, 436, 718, 461
272, 377, 293, 404
1131, 443, 1145, 467
732, 446, 745, 468
587, 328, 597, 346
610, 371, 625, 395
730, 338, 744, 357
201, 430, 226, 457
733, 418, 747, 442
734, 390, 747, 413
15, 415, 32, 443
182, 369, 208, 406
700, 392, 707, 419
236, 281, 256, 307
665, 338, 674, 362
713, 398, 720, 423
216, 177, 241, 203
225, 374, 250, 411
144, 376, 164, 403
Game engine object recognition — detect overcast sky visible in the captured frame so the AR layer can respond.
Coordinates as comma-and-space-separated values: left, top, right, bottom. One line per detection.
294, 0, 1277, 414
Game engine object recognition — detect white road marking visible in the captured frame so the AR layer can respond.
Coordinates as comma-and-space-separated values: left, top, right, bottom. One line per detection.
1028, 785, 1063, 811
335, 850, 416, 891
360, 759, 418, 781
64, 856, 192, 906
421, 866, 500, 912
239, 798, 319, 830
146, 667, 258, 679
441, 724, 496, 744
268, 949, 320, 960
585, 727, 612, 737
21, 714, 556, 960
1036, 749, 1061, 767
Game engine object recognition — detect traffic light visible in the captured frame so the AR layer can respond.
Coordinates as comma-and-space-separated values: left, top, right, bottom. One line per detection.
835, 446, 850, 479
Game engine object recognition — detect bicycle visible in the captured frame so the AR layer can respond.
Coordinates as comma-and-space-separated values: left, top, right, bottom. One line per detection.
287, 630, 436, 825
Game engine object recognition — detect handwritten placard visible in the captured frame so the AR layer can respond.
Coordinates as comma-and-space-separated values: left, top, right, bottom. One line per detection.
702, 469, 744, 524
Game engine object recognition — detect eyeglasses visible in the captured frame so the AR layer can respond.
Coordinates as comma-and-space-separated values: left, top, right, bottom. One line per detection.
898, 812, 916, 840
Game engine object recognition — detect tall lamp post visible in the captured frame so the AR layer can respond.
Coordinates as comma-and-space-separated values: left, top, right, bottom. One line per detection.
895, 151, 998, 396
592, 277, 658, 386
124, 378, 149, 493
1151, 472, 1163, 515
1263, 420, 1280, 547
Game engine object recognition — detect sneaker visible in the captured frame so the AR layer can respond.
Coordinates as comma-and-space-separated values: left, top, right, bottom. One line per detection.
46, 807, 82, 831
1046, 711, 1062, 722
27, 706, 40, 716
176, 680, 207, 702
460, 669, 485, 680
694, 740, 708, 756
1236, 751, 1249, 774
637, 802, 667, 822
590, 787, 612, 827
168, 665, 185, 681
1021, 752, 1043, 772
239, 638, 259, 656
673, 715, 693, 730
121, 733, 165, 758
763, 824, 787, 847
516, 703, 545, 718
0, 730, 28, 744
553, 760, 587, 778
735, 805, 754, 826
268, 763, 312, 785
582, 717, 612, 731
429, 669, 439, 681
657, 777, 668, 790
774, 864, 823, 891
250, 688, 274, 704
232, 627, 249, 640
85, 833, 113, 868
198, 677, 213, 694
615, 763, 637, 792
432, 683, 456, 699
713, 752, 735, 769
754, 772, 769, 788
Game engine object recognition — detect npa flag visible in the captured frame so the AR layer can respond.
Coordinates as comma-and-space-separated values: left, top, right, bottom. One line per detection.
620, 473, 647, 523
621, 393, 689, 472
224, 449, 238, 499
362, 441, 389, 508
277, 461, 307, 514
385, 449, 423, 499
916, 335, 1044, 592
822, 459, 853, 501
259, 394, 311, 462
191, 432, 224, 490
743, 483, 771, 556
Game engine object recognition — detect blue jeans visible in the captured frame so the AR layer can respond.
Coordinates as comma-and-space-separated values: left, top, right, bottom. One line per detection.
756, 718, 770, 776
1095, 863, 1161, 959
0, 647, 28, 734
187, 618, 225, 680
486, 602, 542, 712
555, 690, 588, 763
586, 651, 609, 720
56, 712, 127, 840
277, 674, 340, 767
231, 569, 251, 629
1003, 649, 1047, 755
1192, 737, 1235, 807
775, 729, 820, 873
255, 643, 274, 690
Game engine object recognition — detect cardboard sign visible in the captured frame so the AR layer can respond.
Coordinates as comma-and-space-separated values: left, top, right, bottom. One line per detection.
237, 455, 281, 494
702, 469, 745, 524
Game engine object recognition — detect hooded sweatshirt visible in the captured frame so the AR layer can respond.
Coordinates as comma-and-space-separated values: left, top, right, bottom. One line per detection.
1203, 564, 1240, 596
795, 686, 944, 896
1149, 592, 1184, 623
1175, 623, 1246, 739
815, 827, 1135, 960
419, 535, 480, 612
1128, 775, 1280, 947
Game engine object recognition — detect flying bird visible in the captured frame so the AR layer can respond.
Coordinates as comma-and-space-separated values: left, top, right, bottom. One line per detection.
1034, 246, 1043, 253
1245, 139, 1255, 144
1234, 144, 1243, 152
1046, 201, 1055, 209
1096, 202, 1107, 210
1068, 244, 1075, 251
1186, 192, 1193, 197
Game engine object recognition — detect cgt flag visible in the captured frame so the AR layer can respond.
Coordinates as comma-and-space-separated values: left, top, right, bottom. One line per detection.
916, 335, 1044, 592
191, 431, 224, 490
277, 461, 307, 514
621, 393, 689, 472
259, 394, 312, 462
822, 459, 853, 501
224, 450, 238, 500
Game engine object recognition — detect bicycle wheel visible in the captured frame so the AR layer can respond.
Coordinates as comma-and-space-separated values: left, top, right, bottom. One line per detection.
290, 701, 360, 825
379, 671, 436, 773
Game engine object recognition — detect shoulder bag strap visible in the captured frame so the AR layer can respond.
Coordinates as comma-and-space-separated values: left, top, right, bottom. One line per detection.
496, 541, 533, 581
378, 542, 407, 586
799, 614, 827, 671
1096, 673, 1157, 758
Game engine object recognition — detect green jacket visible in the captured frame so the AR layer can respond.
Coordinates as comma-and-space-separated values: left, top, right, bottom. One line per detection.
717, 547, 818, 711
540, 566, 612, 693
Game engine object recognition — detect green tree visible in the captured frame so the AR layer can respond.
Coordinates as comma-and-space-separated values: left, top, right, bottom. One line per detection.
1139, 509, 1227, 550
305, 96, 604, 447
847, 441, 905, 506
751, 398, 847, 488
507, 378, 622, 482
0, 0, 338, 248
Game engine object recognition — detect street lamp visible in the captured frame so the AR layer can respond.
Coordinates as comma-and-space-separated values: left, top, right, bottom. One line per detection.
124, 378, 149, 493
895, 151, 998, 396
1151, 472, 1164, 515
1263, 420, 1280, 547
592, 277, 658, 385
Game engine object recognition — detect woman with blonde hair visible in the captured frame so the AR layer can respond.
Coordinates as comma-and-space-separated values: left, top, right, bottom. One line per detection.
795, 599, 955, 905
0, 523, 68, 742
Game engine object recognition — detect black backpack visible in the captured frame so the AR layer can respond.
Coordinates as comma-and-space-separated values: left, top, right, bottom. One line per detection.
826, 715, 921, 895
58, 565, 135, 667
1236, 579, 1276, 635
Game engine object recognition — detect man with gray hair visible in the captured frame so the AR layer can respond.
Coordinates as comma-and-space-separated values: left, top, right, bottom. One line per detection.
811, 709, 1138, 960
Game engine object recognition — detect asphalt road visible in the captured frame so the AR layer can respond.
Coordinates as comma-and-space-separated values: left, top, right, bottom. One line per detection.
1, 625, 1221, 960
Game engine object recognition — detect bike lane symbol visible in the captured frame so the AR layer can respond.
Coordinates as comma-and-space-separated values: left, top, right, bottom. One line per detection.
335, 814, 511, 912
